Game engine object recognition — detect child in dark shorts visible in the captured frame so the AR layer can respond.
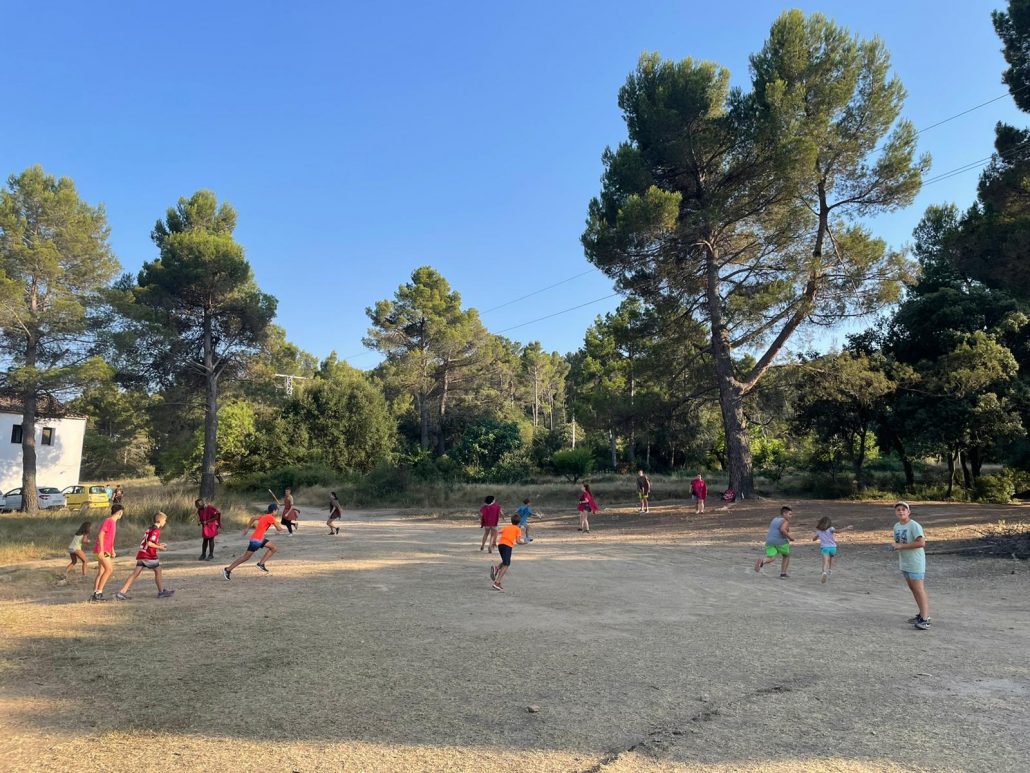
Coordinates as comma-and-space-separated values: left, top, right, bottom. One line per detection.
490, 515, 525, 591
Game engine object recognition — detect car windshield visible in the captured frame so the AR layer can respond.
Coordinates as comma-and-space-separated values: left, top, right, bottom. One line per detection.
39, 487, 60, 493
89, 486, 106, 493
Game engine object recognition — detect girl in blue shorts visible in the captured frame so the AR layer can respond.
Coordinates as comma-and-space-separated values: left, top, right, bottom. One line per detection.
813, 516, 853, 583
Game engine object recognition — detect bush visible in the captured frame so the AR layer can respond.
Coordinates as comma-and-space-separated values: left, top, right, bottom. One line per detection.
552, 448, 595, 482
450, 419, 522, 473
225, 463, 345, 493
973, 474, 1015, 504
486, 449, 535, 483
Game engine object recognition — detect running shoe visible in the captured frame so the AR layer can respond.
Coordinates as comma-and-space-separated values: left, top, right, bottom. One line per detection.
115, 592, 130, 600
157, 589, 175, 598
491, 582, 503, 591
256, 563, 270, 573
820, 573, 828, 584
779, 573, 790, 579
222, 568, 231, 580
914, 618, 931, 630
906, 614, 930, 624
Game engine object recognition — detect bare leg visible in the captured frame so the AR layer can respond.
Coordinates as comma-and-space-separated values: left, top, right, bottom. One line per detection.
488, 529, 498, 550
226, 550, 256, 572
259, 544, 278, 564
495, 564, 510, 584
480, 529, 489, 550
906, 578, 930, 619
153, 567, 164, 593
94, 556, 114, 594
780, 554, 791, 575
120, 566, 145, 594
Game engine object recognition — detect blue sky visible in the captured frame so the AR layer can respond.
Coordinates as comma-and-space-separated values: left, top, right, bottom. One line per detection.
1, 1, 1022, 366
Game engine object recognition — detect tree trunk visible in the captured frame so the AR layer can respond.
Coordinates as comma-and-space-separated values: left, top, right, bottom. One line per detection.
200, 312, 219, 501
533, 370, 539, 426
959, 449, 972, 490
608, 426, 617, 470
945, 447, 957, 498
969, 447, 983, 480
418, 392, 430, 449
891, 437, 915, 491
20, 390, 39, 514
437, 367, 450, 456
853, 429, 868, 492
571, 415, 576, 449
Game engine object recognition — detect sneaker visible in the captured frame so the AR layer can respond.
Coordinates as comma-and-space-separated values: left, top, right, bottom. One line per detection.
157, 589, 175, 598
89, 592, 107, 603
256, 563, 270, 573
115, 592, 130, 600
222, 568, 231, 580
914, 618, 931, 630
205, 555, 214, 561
491, 582, 503, 591
527, 537, 534, 542
820, 573, 828, 584
906, 614, 927, 625
779, 573, 789, 579
198, 555, 207, 561
577, 528, 583, 531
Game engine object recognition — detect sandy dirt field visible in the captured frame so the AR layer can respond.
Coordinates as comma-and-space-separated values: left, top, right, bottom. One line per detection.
0, 499, 1027, 772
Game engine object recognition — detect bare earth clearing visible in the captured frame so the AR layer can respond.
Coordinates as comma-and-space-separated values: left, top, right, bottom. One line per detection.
0, 500, 1027, 772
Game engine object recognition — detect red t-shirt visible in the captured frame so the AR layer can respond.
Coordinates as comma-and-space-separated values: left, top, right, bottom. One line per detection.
94, 517, 117, 555
136, 526, 161, 560
691, 479, 708, 499
198, 505, 221, 538
480, 502, 501, 527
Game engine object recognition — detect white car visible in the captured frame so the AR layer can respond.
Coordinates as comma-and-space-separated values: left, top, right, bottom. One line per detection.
0, 487, 67, 512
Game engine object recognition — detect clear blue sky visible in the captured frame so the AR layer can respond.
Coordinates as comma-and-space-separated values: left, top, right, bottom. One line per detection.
1, 1, 1022, 366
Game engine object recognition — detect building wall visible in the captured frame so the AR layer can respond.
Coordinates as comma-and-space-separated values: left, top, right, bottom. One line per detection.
0, 412, 86, 493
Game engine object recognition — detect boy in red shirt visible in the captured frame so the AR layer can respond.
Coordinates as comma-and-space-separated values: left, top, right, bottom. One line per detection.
90, 504, 125, 602
195, 498, 222, 561
223, 504, 285, 579
115, 512, 174, 600
490, 514, 525, 591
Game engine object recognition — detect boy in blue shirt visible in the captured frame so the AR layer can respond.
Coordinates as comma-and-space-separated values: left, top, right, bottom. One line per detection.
517, 498, 541, 543
889, 501, 930, 630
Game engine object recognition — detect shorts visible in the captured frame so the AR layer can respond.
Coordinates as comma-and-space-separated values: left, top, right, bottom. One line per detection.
498, 545, 513, 566
518, 518, 529, 528
481, 523, 498, 530
820, 547, 837, 556
639, 490, 650, 500
136, 559, 160, 569
765, 543, 790, 557
95, 552, 114, 560
247, 539, 269, 552
901, 570, 925, 581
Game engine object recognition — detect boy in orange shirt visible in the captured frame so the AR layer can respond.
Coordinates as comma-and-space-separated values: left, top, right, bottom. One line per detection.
490, 514, 525, 591
222, 504, 285, 579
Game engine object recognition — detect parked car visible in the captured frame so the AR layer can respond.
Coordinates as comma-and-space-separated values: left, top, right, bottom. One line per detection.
62, 485, 112, 512
0, 487, 67, 512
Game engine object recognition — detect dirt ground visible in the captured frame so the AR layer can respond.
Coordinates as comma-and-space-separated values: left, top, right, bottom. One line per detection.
0, 499, 1027, 772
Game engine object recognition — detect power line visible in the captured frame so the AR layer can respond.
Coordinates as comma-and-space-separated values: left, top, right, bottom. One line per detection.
922, 134, 1030, 187
915, 84, 1027, 135
481, 269, 597, 314
497, 293, 621, 334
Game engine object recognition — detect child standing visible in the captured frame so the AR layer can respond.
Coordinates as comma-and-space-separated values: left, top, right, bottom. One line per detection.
327, 491, 343, 535
636, 470, 652, 513
195, 498, 222, 561
890, 501, 931, 630
754, 506, 794, 578
517, 498, 541, 543
577, 484, 598, 533
691, 473, 708, 514
490, 514, 525, 591
116, 512, 174, 600
90, 504, 125, 602
223, 505, 286, 579
812, 516, 854, 583
479, 496, 502, 552
64, 521, 91, 579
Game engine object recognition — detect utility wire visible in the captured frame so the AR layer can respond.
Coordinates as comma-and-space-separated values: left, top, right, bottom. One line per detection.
915, 84, 1027, 135
497, 293, 621, 334
481, 268, 596, 314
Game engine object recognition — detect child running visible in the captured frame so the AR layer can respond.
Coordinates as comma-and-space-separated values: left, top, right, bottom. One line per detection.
517, 498, 541, 543
116, 512, 174, 600
223, 504, 286, 579
327, 491, 343, 535
65, 521, 91, 579
754, 505, 795, 578
195, 498, 221, 561
636, 470, 652, 513
90, 504, 125, 602
280, 486, 298, 534
812, 516, 854, 583
890, 501, 931, 630
479, 496, 502, 552
577, 483, 598, 532
490, 514, 525, 591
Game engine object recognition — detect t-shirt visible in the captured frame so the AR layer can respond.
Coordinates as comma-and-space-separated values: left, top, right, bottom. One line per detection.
480, 502, 501, 527
198, 505, 221, 524
251, 514, 278, 541
637, 476, 651, 493
765, 516, 789, 546
691, 479, 707, 498
136, 526, 161, 561
94, 517, 117, 554
894, 519, 926, 573
517, 505, 533, 523
815, 527, 837, 548
68, 533, 85, 552
497, 524, 522, 548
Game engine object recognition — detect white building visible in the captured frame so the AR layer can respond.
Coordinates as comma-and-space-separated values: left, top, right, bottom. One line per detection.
0, 396, 87, 494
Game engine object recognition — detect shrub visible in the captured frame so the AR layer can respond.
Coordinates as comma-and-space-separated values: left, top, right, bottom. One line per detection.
487, 450, 535, 483
552, 448, 595, 482
225, 463, 344, 493
451, 419, 522, 472
973, 474, 1014, 504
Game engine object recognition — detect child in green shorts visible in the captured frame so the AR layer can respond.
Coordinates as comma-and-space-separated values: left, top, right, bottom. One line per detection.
754, 506, 795, 578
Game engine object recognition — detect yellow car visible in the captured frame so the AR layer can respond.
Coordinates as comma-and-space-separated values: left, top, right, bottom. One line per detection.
62, 485, 111, 512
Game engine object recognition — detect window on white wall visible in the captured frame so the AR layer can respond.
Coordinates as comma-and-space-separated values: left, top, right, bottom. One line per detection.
10, 425, 22, 444
41, 427, 55, 446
